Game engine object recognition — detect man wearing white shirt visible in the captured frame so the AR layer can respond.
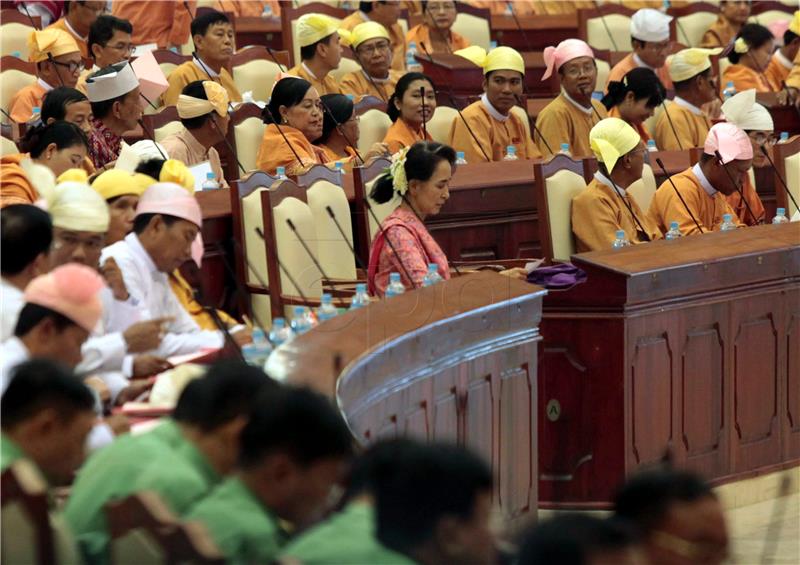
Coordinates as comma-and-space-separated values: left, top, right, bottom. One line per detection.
1, 205, 53, 342
101, 182, 251, 356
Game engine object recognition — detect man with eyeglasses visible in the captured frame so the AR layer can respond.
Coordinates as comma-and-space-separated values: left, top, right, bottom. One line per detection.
341, 22, 404, 101
607, 9, 674, 91
535, 38, 608, 158
342, 2, 407, 72
654, 47, 722, 152
8, 28, 83, 123
76, 15, 134, 96
46, 0, 106, 59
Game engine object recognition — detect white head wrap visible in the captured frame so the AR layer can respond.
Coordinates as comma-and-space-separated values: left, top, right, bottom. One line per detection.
721, 89, 774, 132
630, 9, 672, 43
48, 182, 110, 233
86, 61, 140, 103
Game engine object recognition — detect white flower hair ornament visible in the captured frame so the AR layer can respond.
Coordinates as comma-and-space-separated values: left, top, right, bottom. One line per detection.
734, 37, 749, 54
389, 146, 410, 196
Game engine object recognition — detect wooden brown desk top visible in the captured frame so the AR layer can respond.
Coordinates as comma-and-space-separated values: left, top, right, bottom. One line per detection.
232, 16, 281, 34
490, 13, 577, 31
548, 223, 799, 309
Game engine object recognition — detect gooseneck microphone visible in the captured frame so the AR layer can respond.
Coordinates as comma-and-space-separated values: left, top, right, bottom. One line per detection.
514, 93, 553, 155
136, 116, 169, 162
714, 150, 759, 225
654, 157, 705, 234
325, 205, 367, 271
603, 174, 652, 242
420, 86, 428, 140
254, 226, 314, 306
261, 104, 305, 171
188, 264, 246, 363
285, 217, 340, 300
760, 144, 799, 213
660, 96, 684, 151
591, 0, 619, 51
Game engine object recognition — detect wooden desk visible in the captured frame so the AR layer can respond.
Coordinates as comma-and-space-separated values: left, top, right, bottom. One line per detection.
234, 16, 283, 51
267, 271, 547, 527
538, 223, 800, 508
191, 189, 235, 313
490, 14, 578, 51
758, 93, 800, 137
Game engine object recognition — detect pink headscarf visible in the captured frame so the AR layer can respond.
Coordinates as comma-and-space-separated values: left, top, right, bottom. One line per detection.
24, 264, 105, 332
136, 182, 202, 228
704, 123, 753, 164
542, 39, 594, 80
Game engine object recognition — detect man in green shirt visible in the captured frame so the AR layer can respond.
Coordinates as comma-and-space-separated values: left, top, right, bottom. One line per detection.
64, 361, 275, 564
1, 359, 95, 483
186, 386, 354, 564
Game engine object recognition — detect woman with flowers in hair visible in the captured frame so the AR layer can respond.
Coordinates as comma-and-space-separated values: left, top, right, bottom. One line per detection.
721, 24, 776, 94
367, 141, 455, 296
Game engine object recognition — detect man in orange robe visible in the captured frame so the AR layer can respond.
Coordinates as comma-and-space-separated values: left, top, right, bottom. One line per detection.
45, 0, 104, 59
607, 8, 673, 91
342, 1, 407, 71
112, 0, 195, 50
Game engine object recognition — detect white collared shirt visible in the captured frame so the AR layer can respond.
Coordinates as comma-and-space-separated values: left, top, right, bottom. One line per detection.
481, 93, 509, 123
37, 78, 54, 92
562, 89, 594, 115
674, 96, 703, 116
1, 278, 24, 342
101, 233, 224, 356
64, 17, 87, 41
633, 53, 654, 71
692, 163, 717, 198
302, 62, 319, 81
192, 55, 219, 78
594, 171, 627, 197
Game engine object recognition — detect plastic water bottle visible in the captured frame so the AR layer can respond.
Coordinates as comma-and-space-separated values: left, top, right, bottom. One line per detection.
334, 161, 345, 176
317, 293, 339, 322
612, 230, 630, 249
559, 143, 571, 156
201, 172, 219, 191
30, 106, 41, 122
244, 327, 272, 366
455, 151, 468, 165
268, 317, 295, 347
422, 263, 443, 287
406, 41, 423, 72
720, 213, 737, 231
722, 81, 736, 100
350, 283, 370, 310
11, 51, 21, 58
660, 0, 670, 13
290, 306, 310, 335
665, 221, 682, 240
276, 166, 288, 180
778, 132, 789, 143
503, 146, 518, 161
261, 3, 273, 18
647, 139, 657, 152
385, 272, 406, 298
772, 207, 789, 224
490, 40, 499, 49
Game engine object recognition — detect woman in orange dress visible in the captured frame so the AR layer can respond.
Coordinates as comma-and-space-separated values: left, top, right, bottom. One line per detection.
384, 72, 437, 154
601, 67, 667, 147
721, 24, 775, 94
405, 0, 470, 55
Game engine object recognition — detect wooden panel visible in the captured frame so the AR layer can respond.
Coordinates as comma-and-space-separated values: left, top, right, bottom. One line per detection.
498, 363, 535, 521
464, 373, 495, 478
630, 333, 674, 467
433, 384, 459, 443
785, 291, 800, 459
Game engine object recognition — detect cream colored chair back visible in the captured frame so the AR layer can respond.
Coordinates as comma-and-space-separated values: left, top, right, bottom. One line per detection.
242, 186, 272, 323
158, 61, 181, 78
545, 170, 588, 261
718, 57, 731, 79
747, 167, 755, 189
398, 18, 408, 35
785, 153, 799, 217
749, 11, 793, 28
365, 177, 402, 242
1, 23, 36, 59
306, 180, 358, 279
357, 108, 392, 156
452, 12, 491, 50
595, 58, 611, 94
676, 12, 718, 47
330, 56, 362, 83
154, 120, 184, 143
510, 105, 531, 139
587, 14, 632, 51
426, 105, 458, 144
1, 136, 18, 156
234, 117, 266, 173
233, 59, 282, 103
272, 195, 323, 317
0, 70, 34, 116
627, 163, 657, 213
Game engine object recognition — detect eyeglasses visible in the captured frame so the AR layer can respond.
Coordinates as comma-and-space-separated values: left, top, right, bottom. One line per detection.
645, 40, 672, 52
358, 41, 391, 56
561, 63, 596, 78
50, 59, 85, 74
106, 42, 135, 54
748, 132, 778, 146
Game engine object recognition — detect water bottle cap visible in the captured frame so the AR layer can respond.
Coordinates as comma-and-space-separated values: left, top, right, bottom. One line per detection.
321, 292, 332, 302
294, 305, 304, 315
274, 318, 285, 327
12, 51, 21, 58
389, 272, 401, 282
356, 283, 367, 292
506, 145, 515, 153
669, 221, 679, 229
723, 213, 732, 221
457, 151, 464, 159
777, 207, 785, 215
206, 172, 214, 180
409, 41, 416, 48
780, 132, 788, 140
276, 166, 286, 176
615, 230, 625, 238
428, 263, 438, 271
335, 161, 343, 170
32, 106, 40, 112
726, 81, 733, 87
647, 139, 656, 147
560, 142, 569, 151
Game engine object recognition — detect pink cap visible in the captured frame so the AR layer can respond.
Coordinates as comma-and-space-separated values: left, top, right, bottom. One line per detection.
542, 39, 594, 80
24, 264, 105, 332
704, 122, 753, 164
135, 182, 202, 228
191, 233, 204, 268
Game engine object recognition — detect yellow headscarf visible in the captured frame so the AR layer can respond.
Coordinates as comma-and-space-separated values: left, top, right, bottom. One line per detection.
296, 13, 342, 47
589, 118, 641, 173
667, 47, 723, 82
346, 21, 391, 49
790, 11, 800, 36
159, 160, 195, 193
177, 81, 230, 119
56, 168, 89, 184
132, 173, 158, 193
454, 46, 525, 75
92, 169, 147, 201
27, 28, 80, 63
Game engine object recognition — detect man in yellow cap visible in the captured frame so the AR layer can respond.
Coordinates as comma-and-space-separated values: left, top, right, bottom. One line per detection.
8, 29, 83, 123
448, 46, 540, 162
91, 169, 146, 245
765, 11, 800, 91
161, 81, 230, 188
341, 22, 404, 101
288, 13, 344, 96
45, 0, 105, 59
572, 118, 661, 252
342, 2, 407, 72
163, 10, 242, 107
654, 48, 721, 151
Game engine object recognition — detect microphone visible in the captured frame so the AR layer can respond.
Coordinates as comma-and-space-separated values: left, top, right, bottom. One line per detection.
264, 46, 288, 72
419, 41, 491, 162
659, 96, 684, 151
420, 85, 428, 140
350, 51, 388, 102
591, 0, 619, 51
254, 226, 315, 306
655, 157, 705, 233
513, 93, 553, 155
317, 96, 366, 165
285, 217, 338, 298
325, 205, 367, 271
363, 199, 416, 288
190, 52, 236, 114
399, 194, 462, 276
136, 118, 169, 161
760, 144, 799, 212
506, 2, 534, 54
19, 2, 40, 29
603, 173, 651, 242
260, 104, 306, 172
182, 0, 195, 19
714, 150, 759, 225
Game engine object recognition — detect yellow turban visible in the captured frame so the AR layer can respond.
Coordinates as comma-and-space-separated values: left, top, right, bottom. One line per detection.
177, 81, 229, 119
27, 28, 80, 63
454, 46, 525, 75
159, 160, 195, 193
589, 118, 641, 173
347, 21, 390, 49
92, 170, 147, 201
790, 11, 800, 36
48, 182, 110, 233
296, 13, 342, 47
667, 47, 722, 82
132, 173, 158, 193
56, 168, 89, 184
